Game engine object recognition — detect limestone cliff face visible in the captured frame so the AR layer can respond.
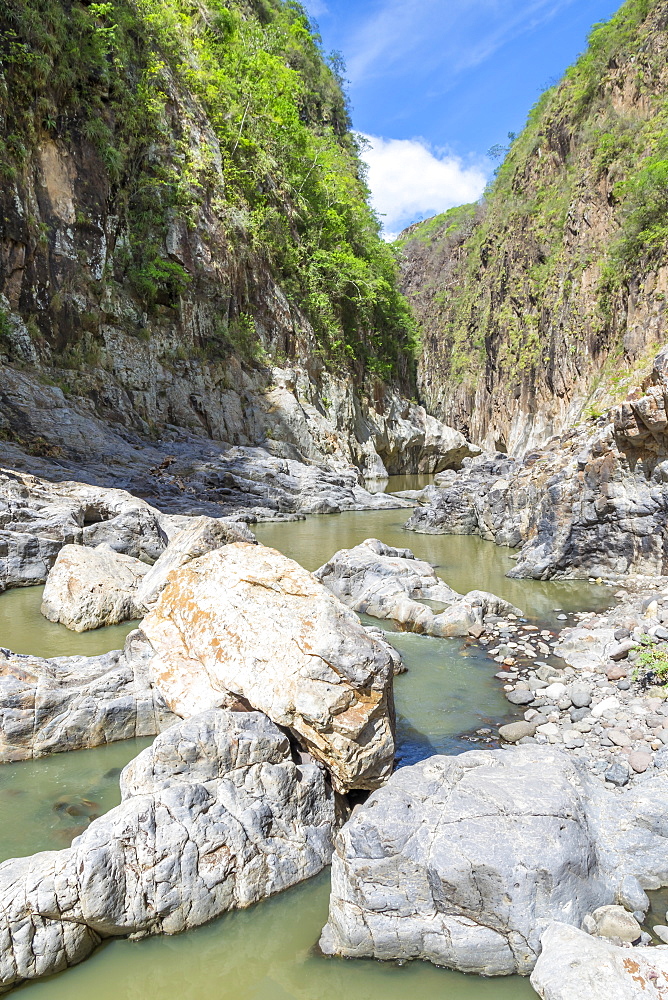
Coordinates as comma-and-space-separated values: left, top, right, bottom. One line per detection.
0, 0, 451, 479
400, 0, 668, 456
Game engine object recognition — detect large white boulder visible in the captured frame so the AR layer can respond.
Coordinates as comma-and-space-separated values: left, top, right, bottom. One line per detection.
141, 543, 396, 791
0, 710, 335, 994
41, 543, 149, 631
315, 538, 521, 636
319, 746, 668, 974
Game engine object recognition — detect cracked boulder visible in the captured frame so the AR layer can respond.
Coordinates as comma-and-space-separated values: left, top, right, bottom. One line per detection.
134, 515, 255, 613
0, 709, 335, 994
141, 542, 396, 792
531, 922, 668, 999
314, 538, 521, 637
0, 630, 176, 762
40, 543, 149, 631
319, 746, 668, 975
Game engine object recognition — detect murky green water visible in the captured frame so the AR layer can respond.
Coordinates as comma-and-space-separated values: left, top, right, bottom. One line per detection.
256, 507, 612, 626
0, 584, 135, 657
0, 738, 153, 860
0, 508, 613, 1000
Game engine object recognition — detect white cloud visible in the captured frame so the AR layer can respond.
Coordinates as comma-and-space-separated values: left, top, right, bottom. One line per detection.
359, 134, 488, 238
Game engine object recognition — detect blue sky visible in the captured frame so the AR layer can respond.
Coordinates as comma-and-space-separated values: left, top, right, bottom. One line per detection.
302, 0, 623, 236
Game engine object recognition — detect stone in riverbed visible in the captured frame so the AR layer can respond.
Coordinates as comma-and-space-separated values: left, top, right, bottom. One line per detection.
531, 922, 668, 1000
0, 631, 176, 763
570, 686, 592, 708
610, 640, 636, 661
0, 710, 335, 994
498, 721, 537, 743
141, 542, 396, 792
506, 689, 535, 706
41, 543, 149, 632
314, 538, 521, 638
582, 905, 642, 943
133, 515, 256, 613
628, 751, 653, 773
605, 762, 630, 786
319, 746, 668, 975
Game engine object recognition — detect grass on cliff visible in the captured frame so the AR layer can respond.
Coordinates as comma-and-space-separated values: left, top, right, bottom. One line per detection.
399, 0, 668, 386
0, 0, 414, 380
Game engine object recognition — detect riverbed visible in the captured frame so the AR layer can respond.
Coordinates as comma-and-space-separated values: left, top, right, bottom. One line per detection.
0, 501, 613, 999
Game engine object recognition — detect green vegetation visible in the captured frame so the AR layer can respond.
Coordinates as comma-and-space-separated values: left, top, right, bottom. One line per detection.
0, 0, 414, 378
633, 636, 668, 688
399, 0, 668, 390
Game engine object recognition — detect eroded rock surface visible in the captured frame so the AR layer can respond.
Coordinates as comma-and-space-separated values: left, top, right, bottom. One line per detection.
319, 746, 668, 975
134, 515, 255, 613
531, 922, 668, 999
141, 543, 396, 791
406, 348, 668, 580
41, 543, 149, 631
315, 538, 521, 637
0, 709, 335, 994
0, 631, 175, 762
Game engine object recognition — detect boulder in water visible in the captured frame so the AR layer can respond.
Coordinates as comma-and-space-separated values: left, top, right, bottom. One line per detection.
142, 542, 396, 791
0, 710, 335, 994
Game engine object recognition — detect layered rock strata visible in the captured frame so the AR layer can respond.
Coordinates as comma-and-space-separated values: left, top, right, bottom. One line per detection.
0, 363, 475, 515
0, 710, 335, 994
315, 538, 522, 637
406, 348, 668, 580
141, 543, 396, 791
319, 746, 668, 975
0, 631, 175, 763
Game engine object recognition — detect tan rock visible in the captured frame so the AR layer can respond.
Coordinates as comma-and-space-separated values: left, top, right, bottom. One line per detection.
134, 515, 255, 613
41, 543, 148, 632
141, 543, 396, 792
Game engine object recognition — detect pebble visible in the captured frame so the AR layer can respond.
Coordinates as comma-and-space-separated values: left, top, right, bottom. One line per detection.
628, 751, 653, 773
570, 688, 592, 708
506, 689, 535, 706
608, 730, 632, 747
606, 665, 627, 681
653, 925, 668, 944
591, 696, 620, 719
605, 762, 630, 786
498, 721, 537, 743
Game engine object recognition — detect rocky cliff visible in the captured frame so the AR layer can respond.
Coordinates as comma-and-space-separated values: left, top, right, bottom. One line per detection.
399, 0, 668, 455
0, 0, 466, 483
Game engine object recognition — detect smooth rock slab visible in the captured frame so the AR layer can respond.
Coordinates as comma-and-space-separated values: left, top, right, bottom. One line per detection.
41, 543, 149, 632
319, 746, 668, 975
531, 922, 668, 999
0, 631, 175, 762
142, 543, 396, 792
315, 538, 521, 637
0, 710, 335, 994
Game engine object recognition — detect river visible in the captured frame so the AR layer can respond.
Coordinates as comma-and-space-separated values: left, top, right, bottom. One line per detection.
0, 493, 613, 999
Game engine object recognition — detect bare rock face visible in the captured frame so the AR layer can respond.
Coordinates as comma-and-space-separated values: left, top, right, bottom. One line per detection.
531, 922, 668, 999
141, 543, 396, 792
0, 630, 176, 763
134, 515, 255, 613
0, 710, 335, 994
40, 543, 149, 631
407, 364, 668, 580
314, 538, 521, 636
319, 746, 668, 975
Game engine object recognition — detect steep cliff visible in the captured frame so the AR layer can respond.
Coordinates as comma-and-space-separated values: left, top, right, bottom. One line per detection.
0, 0, 460, 481
400, 0, 668, 455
